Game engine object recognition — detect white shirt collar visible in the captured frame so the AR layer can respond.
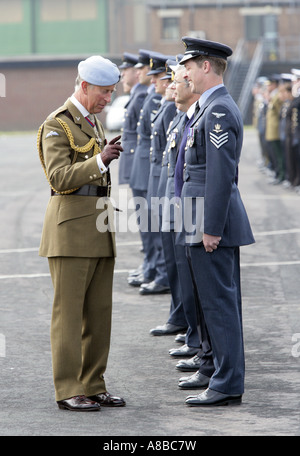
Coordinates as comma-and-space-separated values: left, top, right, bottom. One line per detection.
187, 98, 200, 119
70, 94, 90, 118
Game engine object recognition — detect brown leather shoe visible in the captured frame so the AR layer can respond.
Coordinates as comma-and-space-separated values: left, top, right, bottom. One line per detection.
88, 392, 126, 407
57, 395, 101, 411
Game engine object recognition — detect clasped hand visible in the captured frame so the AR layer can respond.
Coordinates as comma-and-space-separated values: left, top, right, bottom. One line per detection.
101, 135, 123, 166
203, 233, 221, 253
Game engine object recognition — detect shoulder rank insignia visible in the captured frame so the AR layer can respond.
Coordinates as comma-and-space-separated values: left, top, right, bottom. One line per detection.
45, 131, 59, 138
209, 125, 228, 149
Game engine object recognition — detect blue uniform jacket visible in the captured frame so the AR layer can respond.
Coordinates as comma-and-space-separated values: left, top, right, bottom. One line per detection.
158, 111, 185, 230
180, 86, 255, 247
129, 87, 162, 191
118, 83, 148, 185
147, 100, 177, 204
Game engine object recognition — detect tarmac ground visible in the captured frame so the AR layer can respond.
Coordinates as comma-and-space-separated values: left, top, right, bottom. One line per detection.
0, 128, 299, 441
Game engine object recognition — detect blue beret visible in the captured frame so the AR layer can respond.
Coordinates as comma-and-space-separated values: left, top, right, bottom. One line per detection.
180, 37, 232, 64
78, 55, 120, 86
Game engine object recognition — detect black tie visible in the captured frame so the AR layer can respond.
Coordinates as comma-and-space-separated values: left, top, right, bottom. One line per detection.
194, 101, 200, 116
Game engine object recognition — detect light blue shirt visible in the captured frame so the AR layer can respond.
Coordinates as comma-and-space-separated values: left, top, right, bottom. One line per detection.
198, 83, 224, 109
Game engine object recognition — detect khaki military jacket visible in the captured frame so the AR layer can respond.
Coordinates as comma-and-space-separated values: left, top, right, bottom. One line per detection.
38, 98, 116, 258
265, 92, 283, 141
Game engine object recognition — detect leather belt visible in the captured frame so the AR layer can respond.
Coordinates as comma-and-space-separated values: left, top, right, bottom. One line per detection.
51, 184, 110, 197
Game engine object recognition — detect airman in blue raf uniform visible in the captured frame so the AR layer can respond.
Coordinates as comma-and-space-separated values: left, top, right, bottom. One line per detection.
118, 52, 148, 185
138, 51, 177, 295
148, 58, 187, 335
177, 37, 255, 407
150, 59, 204, 363
128, 50, 162, 287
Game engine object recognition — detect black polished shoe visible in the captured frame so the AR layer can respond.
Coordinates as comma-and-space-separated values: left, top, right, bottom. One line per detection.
128, 265, 143, 277
150, 323, 187, 336
176, 354, 202, 372
139, 281, 170, 295
178, 370, 210, 389
88, 392, 126, 407
169, 344, 199, 357
185, 388, 242, 407
128, 273, 150, 287
57, 395, 101, 411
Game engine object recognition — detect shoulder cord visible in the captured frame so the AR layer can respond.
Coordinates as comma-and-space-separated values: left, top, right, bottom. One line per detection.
37, 117, 102, 195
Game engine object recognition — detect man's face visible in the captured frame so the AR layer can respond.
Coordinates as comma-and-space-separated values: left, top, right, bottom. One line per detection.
164, 81, 174, 101
137, 66, 151, 85
183, 59, 204, 94
151, 73, 167, 95
84, 83, 116, 114
121, 67, 138, 93
173, 73, 190, 105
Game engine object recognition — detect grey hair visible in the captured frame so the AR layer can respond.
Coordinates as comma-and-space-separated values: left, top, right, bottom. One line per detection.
74, 74, 92, 91
74, 74, 83, 91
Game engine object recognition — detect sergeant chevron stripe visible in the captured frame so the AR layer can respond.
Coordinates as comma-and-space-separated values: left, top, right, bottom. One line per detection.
209, 131, 229, 149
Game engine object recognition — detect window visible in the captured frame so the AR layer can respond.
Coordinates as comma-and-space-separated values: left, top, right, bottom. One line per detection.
245, 15, 261, 41
158, 8, 182, 41
162, 17, 179, 41
245, 13, 278, 59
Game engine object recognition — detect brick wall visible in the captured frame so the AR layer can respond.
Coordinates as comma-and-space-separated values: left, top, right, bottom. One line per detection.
149, 7, 245, 56
0, 61, 122, 132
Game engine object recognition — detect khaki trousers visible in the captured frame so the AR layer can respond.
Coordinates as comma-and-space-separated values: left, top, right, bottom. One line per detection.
48, 256, 115, 401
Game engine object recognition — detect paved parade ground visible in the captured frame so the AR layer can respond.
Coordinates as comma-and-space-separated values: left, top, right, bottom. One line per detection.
0, 128, 299, 437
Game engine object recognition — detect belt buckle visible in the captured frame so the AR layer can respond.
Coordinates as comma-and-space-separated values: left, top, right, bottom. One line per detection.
107, 185, 111, 197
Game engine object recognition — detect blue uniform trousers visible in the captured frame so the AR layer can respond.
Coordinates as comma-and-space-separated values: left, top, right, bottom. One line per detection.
172, 240, 201, 348
161, 231, 187, 328
187, 245, 245, 395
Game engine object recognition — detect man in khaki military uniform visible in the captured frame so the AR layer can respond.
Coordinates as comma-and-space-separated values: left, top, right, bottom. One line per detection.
38, 56, 126, 411
265, 75, 284, 183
